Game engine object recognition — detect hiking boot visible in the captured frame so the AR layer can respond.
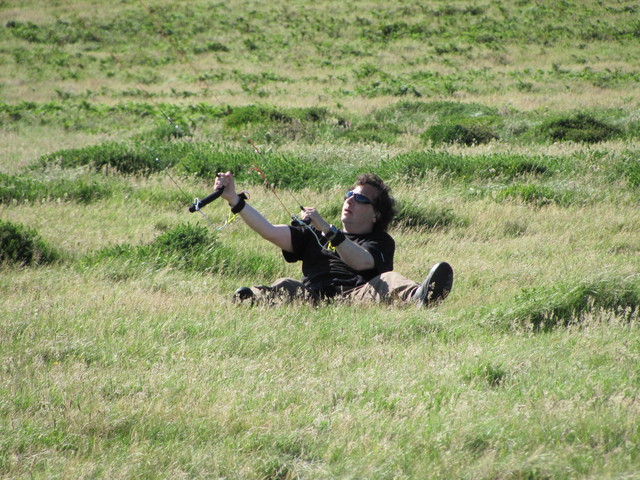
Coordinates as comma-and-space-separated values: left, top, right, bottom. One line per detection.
413, 262, 454, 307
233, 286, 254, 302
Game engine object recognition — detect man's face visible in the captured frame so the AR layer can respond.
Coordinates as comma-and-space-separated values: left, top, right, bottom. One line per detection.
341, 183, 378, 233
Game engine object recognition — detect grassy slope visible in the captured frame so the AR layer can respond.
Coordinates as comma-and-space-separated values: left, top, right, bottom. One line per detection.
1, 0, 639, 479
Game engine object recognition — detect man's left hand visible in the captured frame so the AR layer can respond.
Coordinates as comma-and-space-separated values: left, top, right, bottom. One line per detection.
300, 207, 330, 233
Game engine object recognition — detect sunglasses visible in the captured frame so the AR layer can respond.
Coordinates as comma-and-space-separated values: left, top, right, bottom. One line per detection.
344, 190, 372, 204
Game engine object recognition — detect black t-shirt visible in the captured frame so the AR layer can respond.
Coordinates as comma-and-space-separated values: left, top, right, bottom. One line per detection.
282, 225, 395, 297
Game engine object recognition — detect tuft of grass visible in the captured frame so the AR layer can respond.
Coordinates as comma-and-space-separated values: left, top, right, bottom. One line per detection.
374, 100, 499, 124
36, 141, 173, 175
81, 223, 284, 278
355, 78, 424, 98
5, 19, 98, 45
137, 122, 193, 141
394, 201, 467, 231
0, 220, 60, 266
375, 151, 556, 183
461, 361, 508, 387
223, 105, 329, 130
487, 276, 640, 332
337, 121, 401, 145
172, 146, 259, 180
0, 172, 122, 204
608, 151, 640, 188
223, 105, 295, 129
495, 183, 583, 207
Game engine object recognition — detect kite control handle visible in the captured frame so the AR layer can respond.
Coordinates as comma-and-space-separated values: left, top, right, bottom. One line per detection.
189, 187, 224, 212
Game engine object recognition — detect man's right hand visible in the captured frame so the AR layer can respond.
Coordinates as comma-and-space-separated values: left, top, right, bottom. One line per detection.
215, 171, 240, 205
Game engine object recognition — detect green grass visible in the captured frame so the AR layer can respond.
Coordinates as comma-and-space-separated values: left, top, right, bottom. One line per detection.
1, 0, 640, 478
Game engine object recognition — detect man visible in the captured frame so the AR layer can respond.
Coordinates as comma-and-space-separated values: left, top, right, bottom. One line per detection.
215, 171, 453, 306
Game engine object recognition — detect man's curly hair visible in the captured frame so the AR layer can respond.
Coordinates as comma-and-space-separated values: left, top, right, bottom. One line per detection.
351, 173, 396, 232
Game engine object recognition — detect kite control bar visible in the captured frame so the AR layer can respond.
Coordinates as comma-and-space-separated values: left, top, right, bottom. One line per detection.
189, 187, 224, 212
188, 188, 250, 213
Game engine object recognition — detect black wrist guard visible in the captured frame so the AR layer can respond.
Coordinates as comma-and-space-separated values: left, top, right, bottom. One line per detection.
230, 193, 248, 214
331, 229, 346, 247
324, 224, 347, 247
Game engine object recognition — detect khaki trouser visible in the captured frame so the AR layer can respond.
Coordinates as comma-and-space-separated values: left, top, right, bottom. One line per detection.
247, 272, 420, 304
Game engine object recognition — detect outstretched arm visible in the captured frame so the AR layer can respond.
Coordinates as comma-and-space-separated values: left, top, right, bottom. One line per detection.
216, 172, 293, 253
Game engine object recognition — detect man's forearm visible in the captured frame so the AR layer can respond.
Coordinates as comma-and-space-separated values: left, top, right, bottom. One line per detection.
334, 239, 375, 271
228, 195, 293, 252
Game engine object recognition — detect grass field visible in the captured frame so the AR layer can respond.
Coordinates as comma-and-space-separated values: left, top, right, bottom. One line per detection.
1, 1, 639, 478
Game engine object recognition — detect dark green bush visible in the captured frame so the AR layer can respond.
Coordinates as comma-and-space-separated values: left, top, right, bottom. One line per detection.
193, 41, 230, 54
222, 105, 331, 137
0, 220, 60, 266
223, 105, 295, 129
422, 123, 498, 146
538, 113, 622, 143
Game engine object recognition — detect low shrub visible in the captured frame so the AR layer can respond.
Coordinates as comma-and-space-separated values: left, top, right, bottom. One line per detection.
421, 123, 498, 146
193, 41, 230, 54
223, 105, 295, 129
0, 220, 60, 266
249, 153, 339, 190
538, 113, 622, 143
